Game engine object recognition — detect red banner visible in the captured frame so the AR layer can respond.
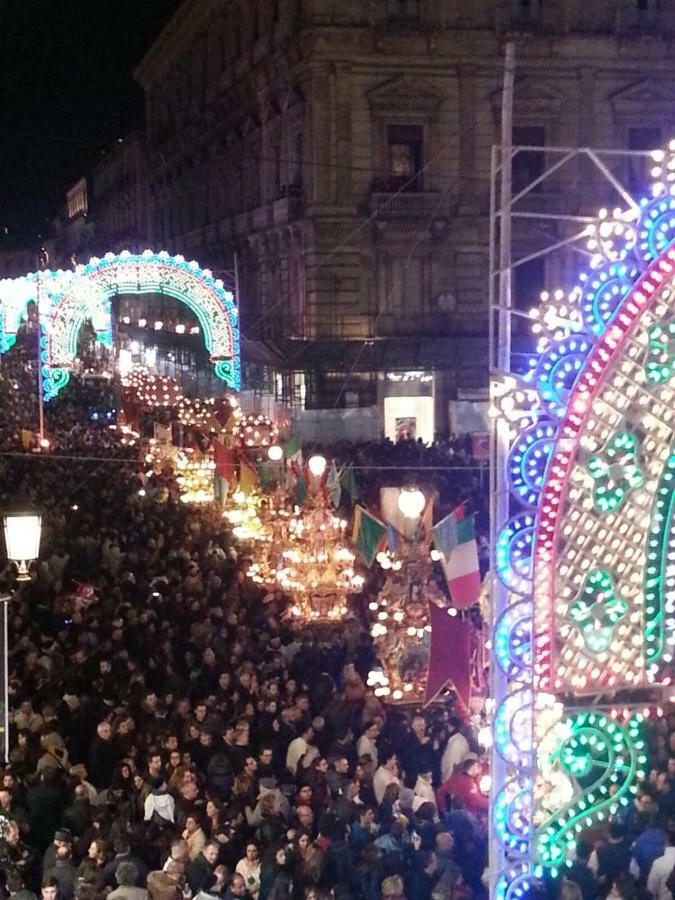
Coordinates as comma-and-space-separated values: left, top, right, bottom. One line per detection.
424, 603, 472, 711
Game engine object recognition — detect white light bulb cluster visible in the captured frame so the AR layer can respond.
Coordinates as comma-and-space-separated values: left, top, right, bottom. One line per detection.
108, 423, 140, 447
234, 414, 279, 448
489, 375, 541, 435
533, 696, 574, 826
175, 449, 216, 504
648, 144, 675, 199
586, 206, 639, 267
123, 365, 184, 409
530, 289, 584, 352
177, 394, 241, 429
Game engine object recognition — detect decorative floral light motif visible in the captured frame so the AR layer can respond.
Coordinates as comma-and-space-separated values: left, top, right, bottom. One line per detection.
587, 432, 644, 514
568, 570, 628, 654
535, 713, 646, 871
645, 322, 675, 384
493, 137, 675, 894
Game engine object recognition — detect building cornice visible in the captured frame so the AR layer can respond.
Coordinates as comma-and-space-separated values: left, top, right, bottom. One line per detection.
134, 0, 222, 87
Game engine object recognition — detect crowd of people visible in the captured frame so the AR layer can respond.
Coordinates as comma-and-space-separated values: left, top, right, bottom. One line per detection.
4, 333, 675, 900
0, 344, 492, 900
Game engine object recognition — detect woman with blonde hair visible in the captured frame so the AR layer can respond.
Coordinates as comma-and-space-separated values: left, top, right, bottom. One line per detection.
559, 881, 582, 900
380, 874, 405, 900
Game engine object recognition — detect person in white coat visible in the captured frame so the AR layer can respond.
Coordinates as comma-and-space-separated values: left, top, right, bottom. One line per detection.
373, 751, 401, 806
412, 769, 438, 818
144, 779, 175, 825
441, 718, 470, 783
647, 826, 675, 900
235, 843, 261, 899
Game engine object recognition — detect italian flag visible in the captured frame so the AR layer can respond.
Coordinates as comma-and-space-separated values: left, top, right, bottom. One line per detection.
435, 506, 481, 610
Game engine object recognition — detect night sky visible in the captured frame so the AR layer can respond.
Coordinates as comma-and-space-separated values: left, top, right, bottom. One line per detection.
0, 0, 181, 244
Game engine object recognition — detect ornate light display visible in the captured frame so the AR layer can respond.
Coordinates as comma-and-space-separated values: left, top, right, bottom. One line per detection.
123, 366, 184, 410
489, 146, 675, 896
223, 490, 275, 544
280, 505, 364, 621
176, 395, 241, 430
367, 541, 445, 702
233, 414, 279, 449
219, 477, 363, 621
0, 250, 240, 400
175, 450, 215, 504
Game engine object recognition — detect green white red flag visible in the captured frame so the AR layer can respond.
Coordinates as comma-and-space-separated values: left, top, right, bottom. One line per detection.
434, 505, 481, 609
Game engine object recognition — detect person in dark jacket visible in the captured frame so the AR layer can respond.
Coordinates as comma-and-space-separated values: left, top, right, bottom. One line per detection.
87, 721, 119, 791
187, 842, 219, 895
26, 771, 64, 852
43, 830, 73, 874
589, 822, 631, 892
103, 842, 149, 888
63, 785, 91, 838
223, 872, 251, 899
403, 715, 438, 788
565, 841, 599, 900
630, 815, 667, 886
405, 849, 438, 900
45, 845, 78, 900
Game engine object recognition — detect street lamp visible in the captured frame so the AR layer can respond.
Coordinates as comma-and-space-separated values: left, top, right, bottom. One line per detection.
3, 506, 42, 582
0, 502, 41, 763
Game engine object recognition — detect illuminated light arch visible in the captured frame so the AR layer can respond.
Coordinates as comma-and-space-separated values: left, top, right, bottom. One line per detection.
0, 250, 240, 400
489, 153, 675, 894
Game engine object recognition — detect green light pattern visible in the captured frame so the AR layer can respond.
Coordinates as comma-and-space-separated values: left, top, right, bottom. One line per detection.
644, 453, 675, 664
588, 432, 644, 514
645, 321, 675, 384
535, 713, 645, 872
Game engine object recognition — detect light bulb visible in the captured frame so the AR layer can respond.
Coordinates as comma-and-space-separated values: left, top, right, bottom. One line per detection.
398, 487, 425, 518
268, 445, 283, 462
308, 455, 327, 478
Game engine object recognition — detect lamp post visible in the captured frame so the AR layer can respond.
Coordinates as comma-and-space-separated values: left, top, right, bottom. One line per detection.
3, 507, 42, 582
1, 504, 42, 761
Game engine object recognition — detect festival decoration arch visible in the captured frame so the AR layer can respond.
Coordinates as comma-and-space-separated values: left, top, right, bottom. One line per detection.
491, 147, 675, 896
0, 250, 240, 399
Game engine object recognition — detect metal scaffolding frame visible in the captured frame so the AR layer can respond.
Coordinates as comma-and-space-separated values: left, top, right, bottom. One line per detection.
487, 44, 658, 894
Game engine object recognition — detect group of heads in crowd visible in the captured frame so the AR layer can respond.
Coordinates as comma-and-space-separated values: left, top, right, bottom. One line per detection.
0, 346, 491, 899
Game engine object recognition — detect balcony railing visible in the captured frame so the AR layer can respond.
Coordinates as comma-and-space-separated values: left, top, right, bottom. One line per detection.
370, 191, 450, 217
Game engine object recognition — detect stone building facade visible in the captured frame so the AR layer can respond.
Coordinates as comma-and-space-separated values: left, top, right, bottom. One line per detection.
134, 0, 675, 440
91, 132, 149, 255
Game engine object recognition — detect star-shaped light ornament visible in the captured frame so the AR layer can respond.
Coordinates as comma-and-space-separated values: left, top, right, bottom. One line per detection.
585, 206, 639, 267
568, 569, 628, 654
489, 375, 541, 438
530, 288, 585, 353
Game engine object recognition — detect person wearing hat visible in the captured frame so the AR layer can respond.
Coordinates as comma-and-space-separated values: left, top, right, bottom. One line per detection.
42, 828, 72, 873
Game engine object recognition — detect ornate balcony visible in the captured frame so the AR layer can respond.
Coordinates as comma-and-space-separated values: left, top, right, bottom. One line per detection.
369, 191, 450, 218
